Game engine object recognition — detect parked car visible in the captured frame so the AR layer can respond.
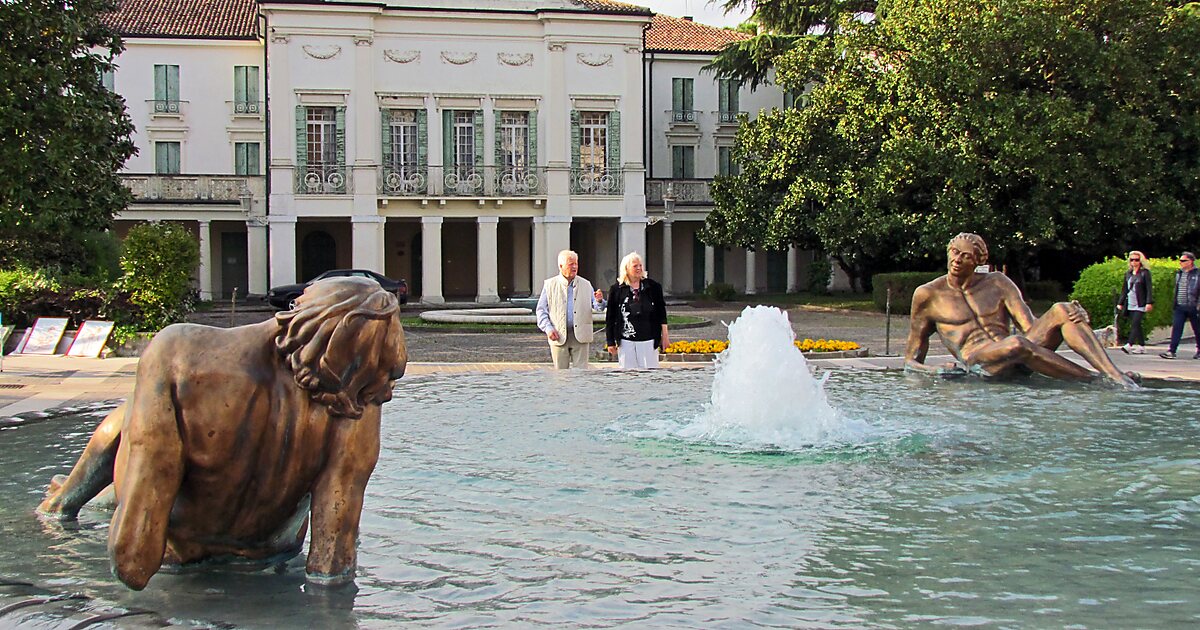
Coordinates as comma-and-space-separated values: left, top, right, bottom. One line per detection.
267, 269, 409, 309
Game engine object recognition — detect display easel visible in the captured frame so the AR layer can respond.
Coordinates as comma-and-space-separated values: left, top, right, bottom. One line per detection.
0, 325, 11, 373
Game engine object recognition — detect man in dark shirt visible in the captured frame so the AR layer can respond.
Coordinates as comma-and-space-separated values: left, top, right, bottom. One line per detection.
1159, 251, 1200, 359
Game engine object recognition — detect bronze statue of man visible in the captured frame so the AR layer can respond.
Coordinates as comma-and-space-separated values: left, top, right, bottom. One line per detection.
905, 233, 1136, 388
38, 277, 407, 590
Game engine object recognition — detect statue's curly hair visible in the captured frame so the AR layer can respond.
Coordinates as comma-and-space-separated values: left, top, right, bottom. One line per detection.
948, 233, 989, 265
273, 277, 405, 418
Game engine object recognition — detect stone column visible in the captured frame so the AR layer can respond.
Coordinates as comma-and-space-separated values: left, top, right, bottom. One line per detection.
532, 216, 547, 287
351, 215, 385, 271
786, 245, 800, 293
660, 218, 674, 294
476, 216, 500, 303
618, 216, 646, 265
420, 216, 444, 304
543, 215, 572, 276
197, 220, 213, 300
268, 215, 297, 286
246, 218, 268, 296
745, 249, 757, 295
704, 245, 715, 287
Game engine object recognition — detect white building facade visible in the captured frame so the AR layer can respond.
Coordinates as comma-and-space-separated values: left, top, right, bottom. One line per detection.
103, 0, 803, 302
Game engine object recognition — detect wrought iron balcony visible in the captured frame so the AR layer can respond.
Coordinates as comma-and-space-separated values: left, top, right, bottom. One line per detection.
122, 174, 265, 203
377, 165, 547, 197
670, 109, 698, 123
295, 164, 350, 195
147, 99, 184, 115
230, 100, 264, 116
717, 110, 744, 124
571, 168, 624, 196
645, 178, 713, 206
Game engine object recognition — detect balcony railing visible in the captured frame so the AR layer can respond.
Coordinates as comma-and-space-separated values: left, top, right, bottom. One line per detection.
122, 174, 265, 202
377, 165, 548, 197
230, 100, 263, 116
670, 109, 698, 123
571, 168, 624, 196
645, 178, 713, 206
147, 99, 184, 115
717, 110, 744, 124
295, 164, 350, 195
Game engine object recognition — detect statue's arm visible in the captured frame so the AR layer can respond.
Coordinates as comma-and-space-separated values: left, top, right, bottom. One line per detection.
305, 407, 382, 586
108, 359, 185, 591
904, 287, 942, 372
1001, 275, 1039, 332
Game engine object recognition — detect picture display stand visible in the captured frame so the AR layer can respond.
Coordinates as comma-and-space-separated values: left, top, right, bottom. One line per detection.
0, 325, 12, 372
66, 320, 115, 358
19, 317, 69, 355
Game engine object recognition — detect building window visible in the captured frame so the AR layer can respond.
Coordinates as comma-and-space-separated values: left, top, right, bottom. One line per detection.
579, 111, 608, 172
235, 142, 260, 175
451, 110, 476, 175
306, 107, 337, 167
718, 79, 739, 123
233, 66, 259, 114
99, 67, 114, 91
387, 110, 419, 168
672, 145, 695, 179
498, 111, 530, 169
155, 141, 181, 174
718, 146, 739, 176
153, 64, 180, 113
671, 78, 695, 122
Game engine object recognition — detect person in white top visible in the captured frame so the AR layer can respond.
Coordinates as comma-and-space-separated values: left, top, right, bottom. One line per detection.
535, 249, 605, 369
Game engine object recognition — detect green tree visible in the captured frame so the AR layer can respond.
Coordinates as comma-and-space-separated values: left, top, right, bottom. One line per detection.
704, 0, 1200, 290
0, 0, 136, 269
119, 222, 199, 329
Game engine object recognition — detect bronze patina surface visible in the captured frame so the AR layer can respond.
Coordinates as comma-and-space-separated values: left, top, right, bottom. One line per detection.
37, 277, 407, 590
905, 233, 1136, 388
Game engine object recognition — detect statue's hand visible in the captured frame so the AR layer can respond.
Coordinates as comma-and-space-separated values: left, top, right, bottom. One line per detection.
1066, 301, 1090, 325
935, 363, 968, 377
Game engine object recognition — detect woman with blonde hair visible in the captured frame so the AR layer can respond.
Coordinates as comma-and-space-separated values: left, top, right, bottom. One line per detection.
1116, 250, 1153, 354
604, 252, 668, 368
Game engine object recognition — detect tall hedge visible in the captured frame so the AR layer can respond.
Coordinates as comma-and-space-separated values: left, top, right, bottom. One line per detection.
1069, 257, 1178, 340
871, 272, 942, 313
117, 222, 199, 329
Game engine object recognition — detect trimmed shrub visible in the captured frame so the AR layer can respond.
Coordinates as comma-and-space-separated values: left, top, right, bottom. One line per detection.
704, 282, 737, 302
117, 222, 200, 329
806, 254, 832, 294
871, 272, 942, 313
1070, 257, 1177, 340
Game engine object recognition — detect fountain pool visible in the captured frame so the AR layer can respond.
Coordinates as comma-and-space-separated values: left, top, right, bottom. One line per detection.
3, 363, 1199, 627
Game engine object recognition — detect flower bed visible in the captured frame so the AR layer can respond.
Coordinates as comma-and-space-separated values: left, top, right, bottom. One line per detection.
663, 338, 860, 355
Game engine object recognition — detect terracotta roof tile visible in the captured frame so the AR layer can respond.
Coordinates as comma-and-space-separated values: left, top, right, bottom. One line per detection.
645, 13, 749, 53
103, 0, 257, 39
572, 0, 651, 14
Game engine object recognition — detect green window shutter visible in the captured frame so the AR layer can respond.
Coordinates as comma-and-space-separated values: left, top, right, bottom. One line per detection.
235, 142, 246, 174
729, 82, 738, 113
443, 109, 454, 167
718, 146, 729, 176
570, 110, 580, 169
416, 109, 428, 168
380, 109, 392, 164
494, 110, 504, 168
334, 106, 346, 167
155, 142, 168, 173
473, 110, 484, 167
683, 79, 693, 113
528, 110, 538, 168
718, 80, 729, 113
672, 78, 682, 112
684, 147, 694, 178
154, 65, 166, 101
234, 66, 246, 104
167, 65, 179, 101
606, 111, 620, 173
295, 105, 307, 171
672, 146, 683, 179
246, 66, 259, 103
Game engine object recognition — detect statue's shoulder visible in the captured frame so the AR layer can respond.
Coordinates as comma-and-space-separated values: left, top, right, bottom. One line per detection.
914, 275, 948, 295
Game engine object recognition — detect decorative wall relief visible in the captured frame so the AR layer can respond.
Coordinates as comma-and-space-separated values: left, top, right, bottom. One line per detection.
576, 53, 612, 67
302, 45, 342, 60
440, 51, 478, 65
271, 34, 290, 45
384, 49, 421, 64
497, 52, 534, 67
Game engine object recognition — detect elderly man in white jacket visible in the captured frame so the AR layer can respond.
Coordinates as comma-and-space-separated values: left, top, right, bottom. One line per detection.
536, 249, 605, 369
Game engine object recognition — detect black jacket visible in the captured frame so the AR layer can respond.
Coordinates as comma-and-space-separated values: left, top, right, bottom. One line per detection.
604, 277, 668, 348
1116, 267, 1153, 310
1171, 267, 1200, 309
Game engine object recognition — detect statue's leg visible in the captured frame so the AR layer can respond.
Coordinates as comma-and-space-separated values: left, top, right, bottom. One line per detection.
306, 408, 381, 586
966, 335, 1096, 381
37, 403, 127, 519
108, 391, 185, 591
1026, 302, 1136, 387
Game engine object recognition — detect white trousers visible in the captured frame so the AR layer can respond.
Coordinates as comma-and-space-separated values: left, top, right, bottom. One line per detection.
617, 339, 659, 369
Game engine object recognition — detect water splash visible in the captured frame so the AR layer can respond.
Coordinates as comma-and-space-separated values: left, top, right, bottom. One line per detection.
675, 305, 871, 449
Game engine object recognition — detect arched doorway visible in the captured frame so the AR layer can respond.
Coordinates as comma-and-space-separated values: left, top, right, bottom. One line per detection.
300, 230, 336, 281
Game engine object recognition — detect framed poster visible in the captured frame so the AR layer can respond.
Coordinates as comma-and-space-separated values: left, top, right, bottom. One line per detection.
20, 317, 69, 354
66, 320, 115, 358
13, 328, 32, 354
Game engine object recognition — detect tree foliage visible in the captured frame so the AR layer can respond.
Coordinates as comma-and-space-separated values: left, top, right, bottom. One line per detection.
704, 0, 1200, 290
0, 0, 136, 269
118, 223, 199, 329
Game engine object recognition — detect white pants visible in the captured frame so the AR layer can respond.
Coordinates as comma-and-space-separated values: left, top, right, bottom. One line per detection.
617, 339, 659, 369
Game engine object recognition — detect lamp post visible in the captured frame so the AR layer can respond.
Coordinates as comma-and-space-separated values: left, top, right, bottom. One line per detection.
661, 182, 675, 295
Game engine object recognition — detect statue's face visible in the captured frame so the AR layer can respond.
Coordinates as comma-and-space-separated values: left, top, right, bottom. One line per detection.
947, 239, 980, 278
